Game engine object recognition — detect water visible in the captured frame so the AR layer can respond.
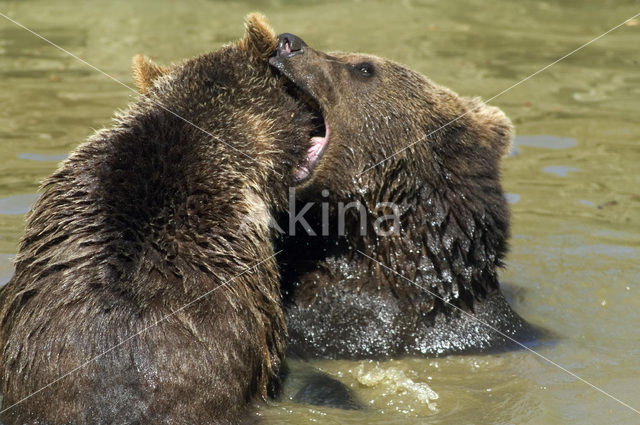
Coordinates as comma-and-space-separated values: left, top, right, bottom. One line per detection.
1, 0, 639, 423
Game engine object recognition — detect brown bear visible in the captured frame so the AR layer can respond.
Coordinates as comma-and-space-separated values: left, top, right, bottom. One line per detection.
271, 33, 539, 359
0, 15, 321, 425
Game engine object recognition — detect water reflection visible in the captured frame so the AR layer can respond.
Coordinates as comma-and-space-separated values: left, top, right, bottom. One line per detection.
0, 254, 14, 287
514, 135, 577, 150
18, 152, 68, 162
0, 193, 39, 215
542, 166, 580, 177
505, 193, 521, 204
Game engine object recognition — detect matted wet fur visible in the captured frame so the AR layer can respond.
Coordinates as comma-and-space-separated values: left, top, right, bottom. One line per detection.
271, 33, 540, 359
0, 14, 316, 425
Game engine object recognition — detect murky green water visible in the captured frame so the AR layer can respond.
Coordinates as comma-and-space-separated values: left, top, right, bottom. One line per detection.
1, 0, 639, 423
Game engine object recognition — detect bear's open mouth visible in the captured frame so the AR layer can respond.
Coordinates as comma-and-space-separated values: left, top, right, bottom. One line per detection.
283, 79, 329, 182
298, 114, 329, 181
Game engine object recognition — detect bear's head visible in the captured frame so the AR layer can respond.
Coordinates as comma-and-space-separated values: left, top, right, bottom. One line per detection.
270, 33, 513, 203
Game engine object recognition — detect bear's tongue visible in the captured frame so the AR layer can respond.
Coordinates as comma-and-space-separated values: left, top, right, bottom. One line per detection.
295, 119, 330, 181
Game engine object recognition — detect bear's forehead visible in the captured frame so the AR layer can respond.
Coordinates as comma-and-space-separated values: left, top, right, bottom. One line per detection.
328, 52, 381, 63
324, 52, 413, 76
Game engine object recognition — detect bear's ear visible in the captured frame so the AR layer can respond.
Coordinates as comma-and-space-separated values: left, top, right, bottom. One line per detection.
240, 13, 277, 59
468, 98, 514, 157
132, 54, 170, 94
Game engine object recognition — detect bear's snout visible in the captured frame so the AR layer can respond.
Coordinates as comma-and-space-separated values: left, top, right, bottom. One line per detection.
269, 33, 309, 85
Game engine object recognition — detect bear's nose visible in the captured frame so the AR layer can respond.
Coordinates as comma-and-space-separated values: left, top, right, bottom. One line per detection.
276, 33, 307, 56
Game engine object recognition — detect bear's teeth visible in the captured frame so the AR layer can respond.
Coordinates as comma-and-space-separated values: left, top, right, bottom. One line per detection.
295, 165, 310, 180
295, 120, 329, 181
307, 136, 327, 163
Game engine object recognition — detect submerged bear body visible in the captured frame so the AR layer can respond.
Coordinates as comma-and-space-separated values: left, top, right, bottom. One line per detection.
0, 16, 316, 425
271, 33, 539, 360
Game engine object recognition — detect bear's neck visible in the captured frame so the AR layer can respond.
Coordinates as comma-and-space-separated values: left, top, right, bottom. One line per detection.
350, 181, 509, 307
280, 179, 509, 310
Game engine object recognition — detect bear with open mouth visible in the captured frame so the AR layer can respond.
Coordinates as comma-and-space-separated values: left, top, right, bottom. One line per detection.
271, 33, 540, 360
0, 14, 320, 425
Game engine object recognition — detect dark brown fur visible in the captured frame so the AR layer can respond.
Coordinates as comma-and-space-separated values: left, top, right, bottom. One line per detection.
0, 14, 315, 424
271, 36, 539, 359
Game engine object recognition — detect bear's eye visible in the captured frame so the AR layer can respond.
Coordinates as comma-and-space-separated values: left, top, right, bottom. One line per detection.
351, 62, 375, 78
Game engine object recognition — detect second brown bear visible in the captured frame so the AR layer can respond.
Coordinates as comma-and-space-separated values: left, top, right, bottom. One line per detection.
272, 33, 540, 360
